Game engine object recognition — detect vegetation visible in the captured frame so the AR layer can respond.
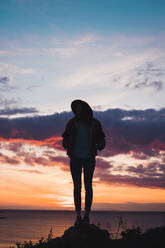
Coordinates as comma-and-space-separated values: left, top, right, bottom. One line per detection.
9, 218, 165, 248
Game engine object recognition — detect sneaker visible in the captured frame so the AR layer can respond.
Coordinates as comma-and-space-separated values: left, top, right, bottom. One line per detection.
83, 214, 90, 225
74, 215, 82, 226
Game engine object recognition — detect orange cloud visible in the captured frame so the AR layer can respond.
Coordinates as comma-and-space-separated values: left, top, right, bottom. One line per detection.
0, 135, 62, 147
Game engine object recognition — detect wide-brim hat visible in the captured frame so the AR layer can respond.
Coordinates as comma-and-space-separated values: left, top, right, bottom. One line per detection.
71, 99, 93, 118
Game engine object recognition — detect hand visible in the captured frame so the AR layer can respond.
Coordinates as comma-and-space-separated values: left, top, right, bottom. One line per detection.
96, 143, 105, 151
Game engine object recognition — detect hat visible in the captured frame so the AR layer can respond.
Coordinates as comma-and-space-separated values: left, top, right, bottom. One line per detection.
71, 99, 93, 118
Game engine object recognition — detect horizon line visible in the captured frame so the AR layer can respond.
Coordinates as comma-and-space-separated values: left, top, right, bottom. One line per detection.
0, 208, 165, 212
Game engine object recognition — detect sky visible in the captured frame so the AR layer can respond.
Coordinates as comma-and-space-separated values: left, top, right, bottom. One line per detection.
0, 0, 165, 211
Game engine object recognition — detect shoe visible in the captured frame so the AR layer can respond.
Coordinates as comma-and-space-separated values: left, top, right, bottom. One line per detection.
83, 214, 90, 225
74, 215, 82, 226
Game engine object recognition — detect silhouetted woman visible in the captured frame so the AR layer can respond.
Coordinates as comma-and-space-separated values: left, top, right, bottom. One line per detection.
62, 99, 106, 225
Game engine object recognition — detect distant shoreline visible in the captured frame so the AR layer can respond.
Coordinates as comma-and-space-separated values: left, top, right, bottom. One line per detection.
0, 209, 165, 213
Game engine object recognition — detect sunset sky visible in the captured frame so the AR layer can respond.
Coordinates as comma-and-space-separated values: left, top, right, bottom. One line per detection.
0, 0, 165, 211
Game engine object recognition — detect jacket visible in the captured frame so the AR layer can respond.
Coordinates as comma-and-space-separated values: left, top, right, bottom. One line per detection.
61, 117, 106, 158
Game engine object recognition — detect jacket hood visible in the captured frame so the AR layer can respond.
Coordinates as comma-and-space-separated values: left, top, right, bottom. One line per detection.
71, 99, 93, 121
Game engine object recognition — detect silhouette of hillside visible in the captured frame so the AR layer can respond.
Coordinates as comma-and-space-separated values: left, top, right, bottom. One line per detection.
10, 223, 165, 248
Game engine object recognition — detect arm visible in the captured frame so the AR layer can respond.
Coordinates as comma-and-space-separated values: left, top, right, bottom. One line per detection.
96, 120, 106, 151
61, 120, 71, 150
61, 118, 74, 150
61, 131, 68, 150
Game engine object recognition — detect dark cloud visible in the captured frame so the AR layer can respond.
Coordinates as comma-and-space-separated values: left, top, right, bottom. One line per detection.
48, 155, 70, 171
47, 155, 69, 164
0, 152, 20, 165
0, 76, 16, 91
0, 110, 72, 139
0, 107, 38, 116
127, 164, 146, 174
159, 164, 165, 173
93, 202, 165, 211
0, 107, 165, 189
94, 169, 165, 189
0, 76, 9, 84
93, 160, 165, 189
0, 107, 165, 156
96, 157, 113, 170
126, 162, 165, 177
133, 79, 163, 91
94, 108, 165, 158
131, 149, 160, 160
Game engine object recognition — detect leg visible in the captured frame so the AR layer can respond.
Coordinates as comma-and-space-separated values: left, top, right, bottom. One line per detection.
70, 157, 83, 214
83, 156, 96, 214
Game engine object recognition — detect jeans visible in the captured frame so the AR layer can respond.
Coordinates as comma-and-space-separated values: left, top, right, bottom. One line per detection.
70, 156, 96, 213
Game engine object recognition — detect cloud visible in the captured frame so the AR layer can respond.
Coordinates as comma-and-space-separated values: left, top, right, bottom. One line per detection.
3, 33, 163, 94
96, 157, 113, 170
0, 63, 35, 75
0, 95, 18, 106
0, 107, 38, 116
94, 157, 165, 189
0, 107, 165, 189
0, 110, 72, 140
18, 169, 44, 174
0, 63, 36, 90
126, 162, 165, 177
93, 202, 165, 211
70, 34, 99, 46
132, 79, 163, 91
94, 168, 165, 189
0, 76, 16, 91
44, 33, 165, 93
0, 76, 9, 84
0, 152, 20, 165
1, 33, 164, 96
0, 107, 165, 155
48, 34, 100, 58
125, 62, 165, 91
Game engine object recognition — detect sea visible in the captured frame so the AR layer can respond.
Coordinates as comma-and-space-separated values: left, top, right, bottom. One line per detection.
0, 210, 165, 248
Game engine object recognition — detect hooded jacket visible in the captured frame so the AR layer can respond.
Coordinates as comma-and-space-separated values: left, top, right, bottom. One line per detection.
61, 99, 106, 158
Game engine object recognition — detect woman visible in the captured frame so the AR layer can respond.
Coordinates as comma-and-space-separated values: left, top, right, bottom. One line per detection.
62, 99, 106, 225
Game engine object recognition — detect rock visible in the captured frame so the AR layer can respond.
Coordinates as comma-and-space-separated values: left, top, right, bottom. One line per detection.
47, 223, 110, 248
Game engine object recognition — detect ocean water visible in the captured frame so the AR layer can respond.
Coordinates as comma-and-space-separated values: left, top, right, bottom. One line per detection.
0, 210, 164, 248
